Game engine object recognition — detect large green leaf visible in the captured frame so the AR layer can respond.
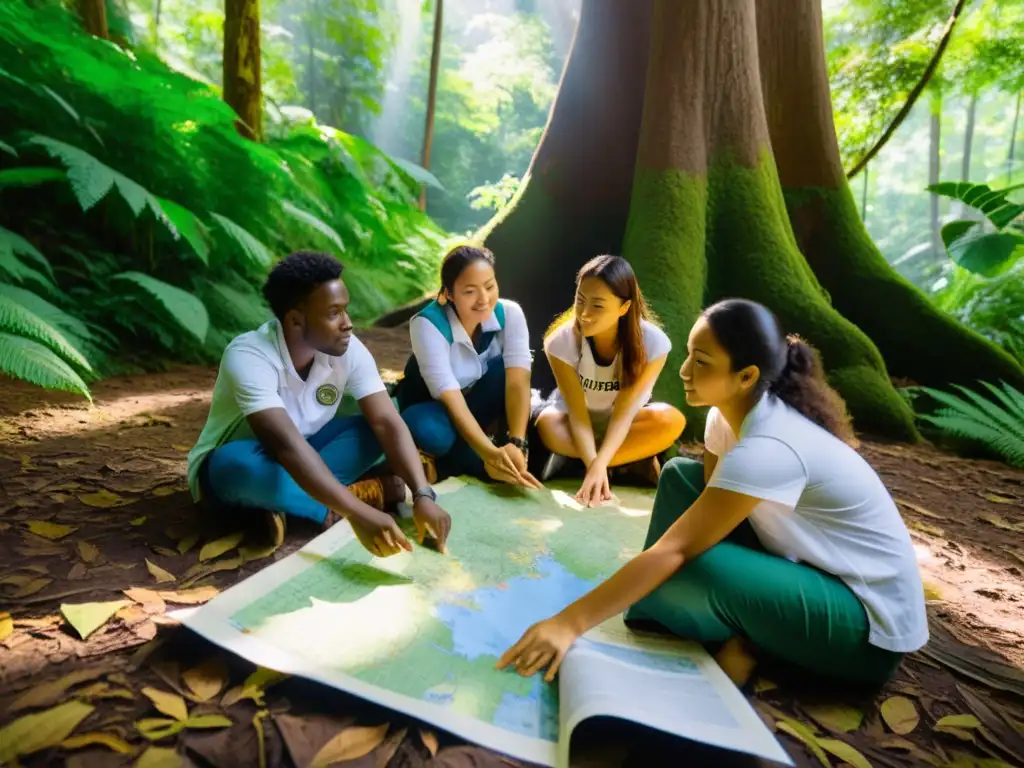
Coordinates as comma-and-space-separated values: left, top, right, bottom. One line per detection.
0, 295, 92, 371
0, 333, 90, 399
386, 155, 444, 190
928, 181, 1024, 230
0, 168, 66, 190
0, 140, 16, 157
113, 271, 209, 343
210, 213, 273, 269
0, 283, 94, 342
944, 225, 1024, 277
281, 200, 346, 253
156, 197, 210, 265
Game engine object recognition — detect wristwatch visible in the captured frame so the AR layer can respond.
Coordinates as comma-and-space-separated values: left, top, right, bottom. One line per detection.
505, 434, 529, 455
412, 486, 437, 504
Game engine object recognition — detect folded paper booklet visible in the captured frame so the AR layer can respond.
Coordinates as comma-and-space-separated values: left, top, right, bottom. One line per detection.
176, 477, 791, 767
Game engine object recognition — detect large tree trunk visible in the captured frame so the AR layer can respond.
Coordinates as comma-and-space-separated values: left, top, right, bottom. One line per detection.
77, 0, 108, 38
761, 0, 1023, 412
223, 0, 262, 141
483, 0, 653, 394
482, 0, 1024, 440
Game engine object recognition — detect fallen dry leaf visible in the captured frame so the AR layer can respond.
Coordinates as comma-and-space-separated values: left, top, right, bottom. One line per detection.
419, 728, 439, 756
124, 587, 167, 614
152, 546, 178, 558
183, 657, 229, 702
131, 516, 148, 526
136, 745, 182, 766
25, 520, 77, 540
145, 559, 177, 584
239, 543, 279, 564
253, 712, 268, 768
78, 489, 125, 508
185, 714, 232, 729
141, 688, 188, 722
0, 574, 33, 588
221, 667, 288, 707
199, 532, 245, 563
895, 499, 946, 520
61, 730, 135, 754
981, 492, 1017, 505
8, 668, 107, 712
176, 533, 199, 556
818, 737, 871, 768
76, 541, 101, 564
0, 700, 95, 764
776, 719, 829, 768
309, 723, 390, 767
171, 444, 190, 452
74, 682, 135, 702
156, 586, 219, 605
908, 520, 945, 537
67, 563, 88, 581
7, 577, 53, 598
375, 726, 408, 768
753, 678, 778, 694
0, 612, 12, 641
881, 696, 919, 735
979, 514, 1024, 533
802, 703, 864, 734
62, 600, 131, 640
936, 714, 981, 730
937, 726, 975, 742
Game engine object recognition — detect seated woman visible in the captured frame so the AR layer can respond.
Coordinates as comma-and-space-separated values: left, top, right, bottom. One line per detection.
536, 254, 686, 506
396, 245, 541, 488
498, 298, 928, 687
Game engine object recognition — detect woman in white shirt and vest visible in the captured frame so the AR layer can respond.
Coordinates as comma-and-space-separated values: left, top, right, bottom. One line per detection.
497, 298, 928, 687
396, 245, 541, 487
537, 255, 686, 507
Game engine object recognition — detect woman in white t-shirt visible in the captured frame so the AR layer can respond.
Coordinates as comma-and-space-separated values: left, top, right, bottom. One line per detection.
396, 245, 541, 488
497, 299, 928, 687
536, 255, 686, 507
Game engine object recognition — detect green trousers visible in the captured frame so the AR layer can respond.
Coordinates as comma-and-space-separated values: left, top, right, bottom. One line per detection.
624, 458, 903, 684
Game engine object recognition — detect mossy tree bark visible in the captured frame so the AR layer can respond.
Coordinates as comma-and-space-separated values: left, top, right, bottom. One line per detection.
223, 0, 262, 141
482, 0, 1024, 440
759, 0, 1024, 394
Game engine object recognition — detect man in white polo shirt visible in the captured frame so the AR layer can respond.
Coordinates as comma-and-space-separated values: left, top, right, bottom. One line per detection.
187, 251, 450, 557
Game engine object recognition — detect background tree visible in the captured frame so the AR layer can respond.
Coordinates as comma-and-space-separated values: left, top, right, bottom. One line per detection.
483, 0, 1024, 439
420, 0, 443, 210
76, 0, 109, 38
223, 0, 262, 139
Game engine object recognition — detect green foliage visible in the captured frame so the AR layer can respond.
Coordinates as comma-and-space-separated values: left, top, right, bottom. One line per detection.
0, 0, 446, 397
910, 381, 1024, 467
932, 259, 1024, 362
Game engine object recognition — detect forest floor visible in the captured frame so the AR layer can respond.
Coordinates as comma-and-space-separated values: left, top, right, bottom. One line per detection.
1, 326, 1023, 768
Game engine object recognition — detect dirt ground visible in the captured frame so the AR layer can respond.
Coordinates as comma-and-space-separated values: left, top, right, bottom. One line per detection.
1, 326, 1023, 768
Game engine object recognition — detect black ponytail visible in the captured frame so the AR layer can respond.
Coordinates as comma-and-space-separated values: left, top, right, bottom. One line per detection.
703, 300, 856, 445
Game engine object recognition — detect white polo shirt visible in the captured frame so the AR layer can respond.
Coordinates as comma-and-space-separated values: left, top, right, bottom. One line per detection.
408, 299, 532, 399
186, 319, 386, 500
545, 318, 671, 415
704, 393, 929, 653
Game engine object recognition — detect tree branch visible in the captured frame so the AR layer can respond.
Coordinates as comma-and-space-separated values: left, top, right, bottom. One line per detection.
845, 0, 969, 180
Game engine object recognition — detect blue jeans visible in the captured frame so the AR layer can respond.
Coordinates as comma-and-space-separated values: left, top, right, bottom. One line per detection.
200, 415, 384, 524
401, 357, 506, 478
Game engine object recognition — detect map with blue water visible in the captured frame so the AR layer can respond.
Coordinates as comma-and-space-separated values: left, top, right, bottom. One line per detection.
227, 478, 658, 743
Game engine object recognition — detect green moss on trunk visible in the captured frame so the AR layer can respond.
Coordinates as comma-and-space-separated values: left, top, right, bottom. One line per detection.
786, 185, 1024, 391
624, 151, 918, 440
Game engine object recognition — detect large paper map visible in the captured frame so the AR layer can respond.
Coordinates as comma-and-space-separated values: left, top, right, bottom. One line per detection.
179, 477, 790, 766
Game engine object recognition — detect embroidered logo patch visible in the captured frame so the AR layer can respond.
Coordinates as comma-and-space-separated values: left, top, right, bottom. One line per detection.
315, 383, 339, 406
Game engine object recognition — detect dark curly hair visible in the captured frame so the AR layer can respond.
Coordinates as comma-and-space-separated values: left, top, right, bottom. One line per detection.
263, 251, 343, 320
702, 299, 856, 445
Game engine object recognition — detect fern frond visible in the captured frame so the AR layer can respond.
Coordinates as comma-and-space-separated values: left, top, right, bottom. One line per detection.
281, 199, 346, 254
917, 412, 1024, 466
201, 280, 271, 331
113, 271, 209, 343
0, 283, 94, 341
0, 295, 92, 371
980, 381, 1024, 425
950, 384, 1024, 442
0, 168, 66, 189
156, 197, 210, 265
0, 225, 57, 292
210, 213, 273, 269
28, 135, 115, 210
917, 386, 1007, 434
0, 140, 16, 156
0, 332, 90, 399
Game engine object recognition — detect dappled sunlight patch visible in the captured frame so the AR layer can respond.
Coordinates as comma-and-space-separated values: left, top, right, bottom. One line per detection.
255, 586, 431, 671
